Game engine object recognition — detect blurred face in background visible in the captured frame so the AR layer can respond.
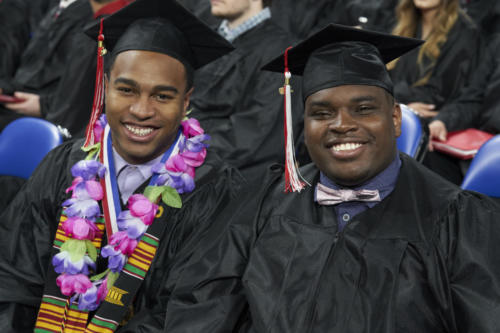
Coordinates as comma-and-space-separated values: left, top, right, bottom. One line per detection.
413, 0, 441, 11
210, 0, 252, 20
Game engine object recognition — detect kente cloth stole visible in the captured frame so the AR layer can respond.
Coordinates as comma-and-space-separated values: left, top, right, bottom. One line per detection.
34, 205, 167, 332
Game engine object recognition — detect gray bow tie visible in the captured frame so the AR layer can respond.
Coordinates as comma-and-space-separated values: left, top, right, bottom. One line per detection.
316, 183, 381, 205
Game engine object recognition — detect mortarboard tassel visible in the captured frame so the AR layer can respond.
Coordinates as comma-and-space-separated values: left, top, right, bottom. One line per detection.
84, 18, 107, 148
282, 47, 308, 193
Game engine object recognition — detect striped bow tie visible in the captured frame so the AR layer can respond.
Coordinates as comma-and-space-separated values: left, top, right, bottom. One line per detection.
316, 183, 381, 205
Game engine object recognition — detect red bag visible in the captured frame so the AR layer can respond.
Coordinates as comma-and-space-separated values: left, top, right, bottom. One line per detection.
431, 128, 494, 159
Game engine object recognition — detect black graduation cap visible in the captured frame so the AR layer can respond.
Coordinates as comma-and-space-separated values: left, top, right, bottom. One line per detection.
262, 23, 423, 99
84, 0, 234, 71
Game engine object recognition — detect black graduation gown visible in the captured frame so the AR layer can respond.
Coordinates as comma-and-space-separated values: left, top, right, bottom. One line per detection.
389, 14, 484, 110
317, 0, 398, 33
463, 0, 500, 39
269, 0, 336, 39
189, 19, 303, 182
0, 0, 92, 131
0, 0, 30, 81
165, 154, 500, 332
434, 34, 500, 134
0, 139, 243, 332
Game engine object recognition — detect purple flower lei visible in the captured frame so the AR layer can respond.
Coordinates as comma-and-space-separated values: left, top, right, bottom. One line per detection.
53, 115, 209, 310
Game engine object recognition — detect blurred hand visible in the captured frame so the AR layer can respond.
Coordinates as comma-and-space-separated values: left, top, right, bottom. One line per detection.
428, 120, 448, 152
407, 102, 438, 118
4, 91, 41, 117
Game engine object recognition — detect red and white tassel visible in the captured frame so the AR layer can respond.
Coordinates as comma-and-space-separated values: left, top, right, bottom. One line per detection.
84, 18, 107, 148
283, 47, 308, 193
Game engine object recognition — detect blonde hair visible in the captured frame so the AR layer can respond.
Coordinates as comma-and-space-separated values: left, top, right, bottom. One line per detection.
388, 0, 462, 86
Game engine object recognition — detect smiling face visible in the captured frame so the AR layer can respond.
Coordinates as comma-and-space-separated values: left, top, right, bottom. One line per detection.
105, 50, 192, 165
304, 85, 401, 187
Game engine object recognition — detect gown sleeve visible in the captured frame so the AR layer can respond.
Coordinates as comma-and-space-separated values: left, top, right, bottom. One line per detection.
437, 192, 500, 332
0, 141, 77, 332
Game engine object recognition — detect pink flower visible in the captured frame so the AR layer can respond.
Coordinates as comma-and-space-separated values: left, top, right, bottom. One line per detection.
97, 278, 108, 302
166, 155, 195, 178
56, 274, 93, 296
180, 149, 207, 168
66, 177, 84, 194
109, 231, 138, 256
128, 194, 158, 225
63, 217, 99, 240
182, 118, 204, 137
85, 180, 103, 201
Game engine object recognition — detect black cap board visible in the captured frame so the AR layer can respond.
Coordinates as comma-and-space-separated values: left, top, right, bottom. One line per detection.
262, 23, 423, 99
84, 0, 234, 71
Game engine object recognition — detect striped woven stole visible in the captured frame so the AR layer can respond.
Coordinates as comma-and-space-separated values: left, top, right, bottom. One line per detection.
34, 204, 166, 332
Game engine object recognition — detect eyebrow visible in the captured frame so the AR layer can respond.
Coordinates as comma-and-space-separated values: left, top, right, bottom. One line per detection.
113, 78, 179, 95
350, 95, 377, 103
307, 101, 332, 108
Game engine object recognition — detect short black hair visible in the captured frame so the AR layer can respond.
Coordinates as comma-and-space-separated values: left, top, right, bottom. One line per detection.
105, 52, 194, 92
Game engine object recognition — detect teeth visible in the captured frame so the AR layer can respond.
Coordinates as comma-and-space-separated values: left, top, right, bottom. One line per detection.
125, 124, 153, 136
333, 142, 362, 152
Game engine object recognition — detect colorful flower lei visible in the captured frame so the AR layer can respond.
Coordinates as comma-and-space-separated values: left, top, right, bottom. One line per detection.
52, 115, 209, 310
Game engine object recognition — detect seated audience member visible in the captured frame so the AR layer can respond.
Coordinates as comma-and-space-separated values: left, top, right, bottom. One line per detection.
189, 0, 302, 181
164, 24, 500, 332
0, 0, 242, 331
388, 0, 483, 184
429, 34, 500, 143
388, 0, 483, 116
0, 0, 92, 131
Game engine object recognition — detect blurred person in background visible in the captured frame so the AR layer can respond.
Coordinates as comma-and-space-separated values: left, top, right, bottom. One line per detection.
388, 0, 484, 184
188, 0, 303, 181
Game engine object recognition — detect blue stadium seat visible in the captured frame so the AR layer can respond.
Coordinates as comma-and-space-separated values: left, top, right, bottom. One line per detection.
461, 135, 500, 197
397, 104, 426, 159
0, 117, 63, 179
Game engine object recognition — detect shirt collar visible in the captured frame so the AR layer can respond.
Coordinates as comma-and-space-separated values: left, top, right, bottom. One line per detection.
112, 148, 164, 181
319, 154, 401, 197
217, 7, 271, 43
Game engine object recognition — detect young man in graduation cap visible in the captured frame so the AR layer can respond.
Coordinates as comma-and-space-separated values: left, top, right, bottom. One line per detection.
0, 0, 242, 331
164, 24, 500, 332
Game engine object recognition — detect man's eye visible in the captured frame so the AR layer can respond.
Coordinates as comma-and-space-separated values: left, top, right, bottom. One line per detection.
358, 105, 375, 113
310, 110, 331, 118
117, 87, 133, 94
155, 94, 174, 102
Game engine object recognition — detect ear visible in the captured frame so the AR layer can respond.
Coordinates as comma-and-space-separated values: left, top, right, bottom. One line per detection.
393, 102, 402, 138
182, 87, 194, 118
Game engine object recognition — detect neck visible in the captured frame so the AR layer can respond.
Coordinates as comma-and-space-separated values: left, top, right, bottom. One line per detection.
420, 7, 439, 38
89, 0, 113, 14
227, 3, 264, 29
